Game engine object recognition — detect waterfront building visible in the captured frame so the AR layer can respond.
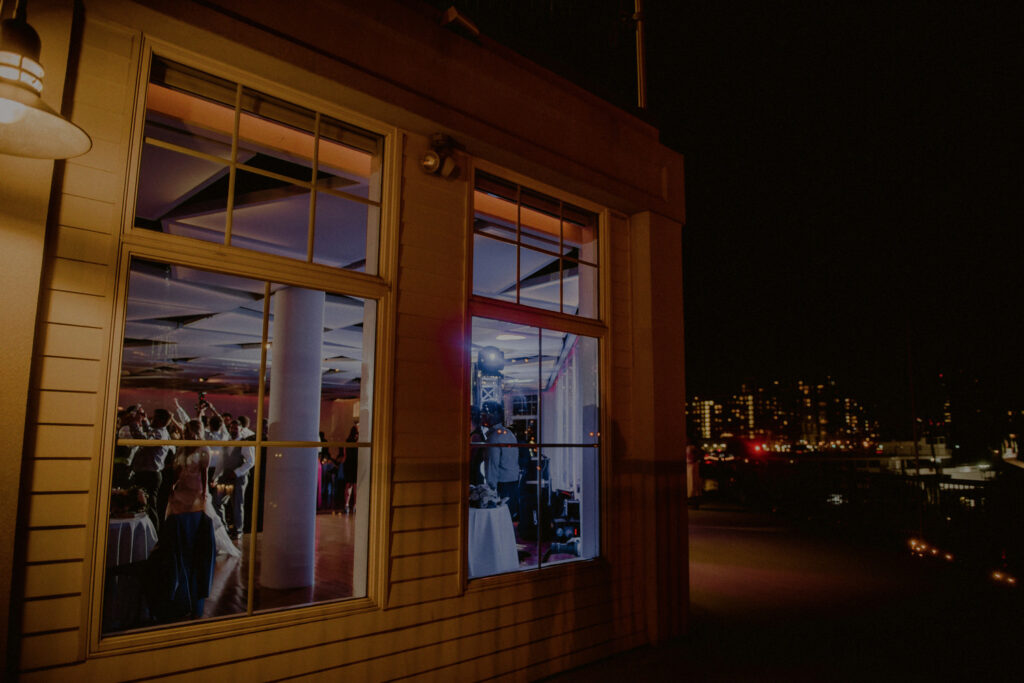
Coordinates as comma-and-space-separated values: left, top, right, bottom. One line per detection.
1, 1, 686, 678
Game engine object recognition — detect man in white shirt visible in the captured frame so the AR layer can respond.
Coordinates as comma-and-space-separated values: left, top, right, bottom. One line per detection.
130, 408, 175, 531
221, 416, 256, 539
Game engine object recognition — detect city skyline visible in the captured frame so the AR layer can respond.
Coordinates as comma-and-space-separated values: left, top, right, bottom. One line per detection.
686, 371, 1021, 456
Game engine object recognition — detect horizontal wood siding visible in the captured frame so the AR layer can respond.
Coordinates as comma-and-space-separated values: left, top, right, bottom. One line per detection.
385, 132, 465, 608
16, 13, 137, 671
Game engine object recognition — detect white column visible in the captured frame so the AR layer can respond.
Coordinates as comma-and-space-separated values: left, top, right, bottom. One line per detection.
261, 287, 325, 589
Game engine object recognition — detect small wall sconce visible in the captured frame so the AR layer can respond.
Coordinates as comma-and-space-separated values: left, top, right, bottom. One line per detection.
420, 133, 459, 179
0, 0, 91, 158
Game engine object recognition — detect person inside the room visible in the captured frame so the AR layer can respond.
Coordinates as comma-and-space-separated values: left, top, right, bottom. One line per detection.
481, 401, 520, 520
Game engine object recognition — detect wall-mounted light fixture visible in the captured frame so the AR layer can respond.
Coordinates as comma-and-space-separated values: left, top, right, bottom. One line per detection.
420, 133, 459, 179
0, 0, 91, 158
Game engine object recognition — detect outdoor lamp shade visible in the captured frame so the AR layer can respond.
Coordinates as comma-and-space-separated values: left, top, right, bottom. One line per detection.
0, 11, 91, 159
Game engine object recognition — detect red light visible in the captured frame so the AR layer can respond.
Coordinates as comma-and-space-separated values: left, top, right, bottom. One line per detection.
754, 445, 761, 452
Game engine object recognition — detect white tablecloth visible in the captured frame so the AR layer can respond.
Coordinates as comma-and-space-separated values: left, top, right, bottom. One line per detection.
107, 513, 158, 567
468, 505, 519, 578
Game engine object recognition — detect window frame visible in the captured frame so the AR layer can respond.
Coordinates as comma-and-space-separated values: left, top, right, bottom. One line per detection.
463, 158, 611, 587
89, 39, 402, 653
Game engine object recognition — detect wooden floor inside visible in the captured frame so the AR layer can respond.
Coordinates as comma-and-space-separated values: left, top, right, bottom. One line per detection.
203, 510, 356, 618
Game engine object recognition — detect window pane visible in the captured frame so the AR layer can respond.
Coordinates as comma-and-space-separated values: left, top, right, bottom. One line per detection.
573, 261, 599, 318
469, 318, 599, 579
562, 206, 599, 265
238, 88, 316, 179
314, 116, 382, 274
150, 56, 237, 111
560, 259, 598, 318
229, 169, 311, 259
473, 172, 599, 319
538, 447, 599, 566
519, 186, 562, 253
137, 59, 384, 272
519, 215, 560, 254
105, 258, 375, 633
473, 234, 517, 303
469, 319, 541, 576
312, 191, 371, 272
540, 331, 599, 446
518, 246, 561, 313
255, 289, 373, 609
135, 144, 229, 241
146, 56, 236, 161
105, 259, 267, 633
143, 101, 233, 161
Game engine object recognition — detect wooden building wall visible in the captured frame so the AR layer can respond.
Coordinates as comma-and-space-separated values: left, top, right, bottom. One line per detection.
5, 1, 686, 679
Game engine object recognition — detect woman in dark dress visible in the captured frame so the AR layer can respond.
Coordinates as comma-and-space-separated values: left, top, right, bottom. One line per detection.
148, 419, 215, 621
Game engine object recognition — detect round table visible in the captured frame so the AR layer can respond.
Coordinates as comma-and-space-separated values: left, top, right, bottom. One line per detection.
107, 512, 158, 567
104, 512, 158, 631
468, 505, 519, 578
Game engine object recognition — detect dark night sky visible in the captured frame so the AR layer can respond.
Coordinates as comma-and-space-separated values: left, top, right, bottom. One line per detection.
435, 1, 1022, 434
642, 2, 1022, 432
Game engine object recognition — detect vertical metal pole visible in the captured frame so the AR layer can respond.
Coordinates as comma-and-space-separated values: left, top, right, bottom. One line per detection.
634, 0, 647, 110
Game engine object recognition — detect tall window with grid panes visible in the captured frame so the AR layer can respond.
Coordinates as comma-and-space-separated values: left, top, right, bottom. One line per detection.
467, 169, 602, 578
103, 55, 387, 633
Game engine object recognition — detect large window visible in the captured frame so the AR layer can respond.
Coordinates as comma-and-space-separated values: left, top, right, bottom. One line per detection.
468, 171, 602, 579
102, 56, 383, 634
472, 171, 598, 317
136, 57, 381, 272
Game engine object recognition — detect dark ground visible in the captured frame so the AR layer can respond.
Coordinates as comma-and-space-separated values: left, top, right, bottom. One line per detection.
542, 504, 1023, 682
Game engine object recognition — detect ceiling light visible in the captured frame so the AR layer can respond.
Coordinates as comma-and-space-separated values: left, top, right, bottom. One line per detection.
0, 1, 91, 158
496, 334, 526, 341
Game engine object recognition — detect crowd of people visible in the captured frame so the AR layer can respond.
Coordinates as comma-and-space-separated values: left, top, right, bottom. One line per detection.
111, 395, 360, 622
112, 396, 259, 620
115, 397, 257, 543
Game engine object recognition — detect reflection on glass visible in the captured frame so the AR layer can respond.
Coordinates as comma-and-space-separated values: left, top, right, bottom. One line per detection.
135, 143, 229, 240
104, 258, 373, 634
468, 317, 599, 578
229, 169, 310, 260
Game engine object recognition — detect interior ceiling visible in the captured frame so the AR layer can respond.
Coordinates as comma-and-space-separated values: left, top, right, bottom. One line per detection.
120, 261, 366, 398
124, 87, 578, 399
471, 318, 575, 390
120, 260, 574, 398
